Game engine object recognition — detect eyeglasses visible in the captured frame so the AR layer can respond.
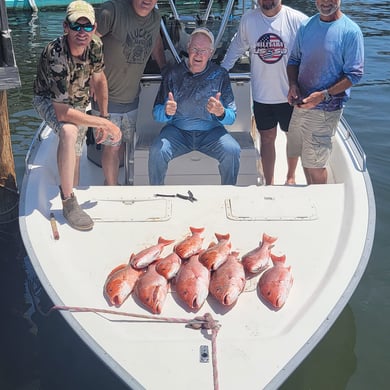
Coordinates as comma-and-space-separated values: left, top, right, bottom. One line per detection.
188, 47, 212, 56
68, 22, 95, 33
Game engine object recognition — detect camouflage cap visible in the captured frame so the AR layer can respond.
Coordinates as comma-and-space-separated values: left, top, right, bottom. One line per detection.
190, 27, 215, 47
66, 1, 95, 25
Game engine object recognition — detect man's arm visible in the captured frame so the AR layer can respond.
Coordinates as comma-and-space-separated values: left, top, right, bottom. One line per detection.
299, 76, 353, 109
215, 70, 236, 125
221, 18, 248, 71
52, 102, 121, 143
286, 64, 302, 105
91, 70, 109, 117
151, 34, 167, 70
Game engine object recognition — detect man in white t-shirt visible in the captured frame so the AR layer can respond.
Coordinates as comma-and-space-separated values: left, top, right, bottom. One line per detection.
222, 0, 307, 185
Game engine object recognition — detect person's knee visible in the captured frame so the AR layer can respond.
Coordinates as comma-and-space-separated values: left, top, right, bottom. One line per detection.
149, 139, 162, 157
260, 128, 277, 144
103, 144, 121, 157
150, 137, 172, 158
233, 142, 241, 156
226, 139, 241, 157
60, 123, 78, 142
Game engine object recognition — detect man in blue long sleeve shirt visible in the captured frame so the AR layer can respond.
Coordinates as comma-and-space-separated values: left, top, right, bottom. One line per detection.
148, 28, 240, 185
286, 0, 364, 184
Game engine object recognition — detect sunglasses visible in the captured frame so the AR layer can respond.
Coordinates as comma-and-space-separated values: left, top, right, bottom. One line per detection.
68, 22, 95, 32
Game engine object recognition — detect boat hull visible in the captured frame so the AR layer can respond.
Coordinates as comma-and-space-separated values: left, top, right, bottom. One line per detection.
19, 116, 375, 389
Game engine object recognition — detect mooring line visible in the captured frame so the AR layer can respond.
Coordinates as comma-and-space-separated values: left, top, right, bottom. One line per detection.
49, 305, 221, 390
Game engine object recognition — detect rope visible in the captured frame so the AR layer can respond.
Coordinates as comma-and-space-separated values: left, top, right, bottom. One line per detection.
48, 305, 221, 389
198, 312, 221, 390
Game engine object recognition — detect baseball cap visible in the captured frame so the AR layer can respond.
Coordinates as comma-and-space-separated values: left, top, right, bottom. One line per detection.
66, 1, 96, 25
190, 27, 215, 47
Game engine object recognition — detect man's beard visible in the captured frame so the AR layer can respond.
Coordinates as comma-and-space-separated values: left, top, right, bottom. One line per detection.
316, 3, 340, 17
261, 0, 281, 12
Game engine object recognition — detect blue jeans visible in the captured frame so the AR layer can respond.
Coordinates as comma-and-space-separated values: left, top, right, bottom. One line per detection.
148, 125, 241, 185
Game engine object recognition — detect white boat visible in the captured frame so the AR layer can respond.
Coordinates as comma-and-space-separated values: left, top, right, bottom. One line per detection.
19, 1, 376, 389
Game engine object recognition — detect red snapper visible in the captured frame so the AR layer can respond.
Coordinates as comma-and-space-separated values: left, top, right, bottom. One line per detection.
258, 253, 293, 309
209, 251, 246, 306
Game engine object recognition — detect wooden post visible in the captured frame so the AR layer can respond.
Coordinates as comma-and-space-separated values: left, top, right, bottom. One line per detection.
0, 89, 18, 223
0, 0, 21, 223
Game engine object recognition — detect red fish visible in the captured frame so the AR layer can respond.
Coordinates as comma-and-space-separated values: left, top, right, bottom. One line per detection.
130, 237, 175, 269
174, 226, 205, 259
174, 253, 210, 311
209, 251, 246, 306
134, 263, 169, 314
155, 252, 182, 280
258, 252, 293, 309
104, 257, 142, 307
242, 233, 277, 274
199, 233, 231, 270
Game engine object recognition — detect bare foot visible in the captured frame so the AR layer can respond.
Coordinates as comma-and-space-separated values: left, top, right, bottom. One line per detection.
285, 177, 296, 185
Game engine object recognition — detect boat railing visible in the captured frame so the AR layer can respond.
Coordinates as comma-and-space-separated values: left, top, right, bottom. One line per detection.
338, 116, 367, 172
159, 0, 237, 63
23, 120, 49, 173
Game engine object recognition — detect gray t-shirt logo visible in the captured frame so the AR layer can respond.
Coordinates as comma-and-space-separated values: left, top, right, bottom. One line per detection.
123, 29, 153, 64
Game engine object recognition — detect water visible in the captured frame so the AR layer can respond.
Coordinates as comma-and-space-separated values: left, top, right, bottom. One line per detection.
2, 0, 389, 389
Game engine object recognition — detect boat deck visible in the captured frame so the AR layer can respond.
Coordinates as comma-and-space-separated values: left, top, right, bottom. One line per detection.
20, 170, 367, 389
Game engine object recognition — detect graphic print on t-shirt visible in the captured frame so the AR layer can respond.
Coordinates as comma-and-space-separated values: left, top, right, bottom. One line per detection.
123, 28, 154, 64
255, 33, 287, 64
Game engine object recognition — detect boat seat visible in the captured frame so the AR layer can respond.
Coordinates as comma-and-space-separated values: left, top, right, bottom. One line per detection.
133, 75, 261, 185
86, 74, 261, 186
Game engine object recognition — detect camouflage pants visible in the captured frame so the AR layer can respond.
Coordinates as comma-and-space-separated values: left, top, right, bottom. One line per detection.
90, 108, 137, 147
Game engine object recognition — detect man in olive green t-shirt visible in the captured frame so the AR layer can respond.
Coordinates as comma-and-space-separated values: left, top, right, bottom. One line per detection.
93, 0, 166, 185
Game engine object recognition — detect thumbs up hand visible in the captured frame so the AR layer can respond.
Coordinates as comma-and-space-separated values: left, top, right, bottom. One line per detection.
165, 92, 177, 116
207, 92, 225, 117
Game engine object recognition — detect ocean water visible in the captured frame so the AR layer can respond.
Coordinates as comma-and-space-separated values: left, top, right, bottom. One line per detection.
1, 0, 389, 389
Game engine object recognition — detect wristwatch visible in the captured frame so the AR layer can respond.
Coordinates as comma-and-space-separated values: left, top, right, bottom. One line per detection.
322, 89, 332, 102
100, 114, 111, 119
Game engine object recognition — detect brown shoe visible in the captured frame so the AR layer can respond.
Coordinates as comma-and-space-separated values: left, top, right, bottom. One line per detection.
62, 193, 94, 231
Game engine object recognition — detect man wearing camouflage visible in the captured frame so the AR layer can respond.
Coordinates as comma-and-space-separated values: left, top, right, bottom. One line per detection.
33, 0, 121, 231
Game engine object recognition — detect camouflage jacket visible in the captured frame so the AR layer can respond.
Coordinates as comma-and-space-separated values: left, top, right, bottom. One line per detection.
33, 34, 104, 109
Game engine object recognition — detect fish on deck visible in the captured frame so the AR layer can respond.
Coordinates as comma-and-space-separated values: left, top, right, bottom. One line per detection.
258, 252, 293, 309
242, 233, 277, 274
155, 252, 182, 280
199, 232, 231, 271
130, 237, 175, 269
174, 226, 205, 259
104, 256, 143, 307
174, 253, 210, 311
134, 262, 169, 314
209, 251, 246, 306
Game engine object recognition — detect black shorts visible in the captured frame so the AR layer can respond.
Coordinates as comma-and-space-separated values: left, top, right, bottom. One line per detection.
253, 101, 293, 132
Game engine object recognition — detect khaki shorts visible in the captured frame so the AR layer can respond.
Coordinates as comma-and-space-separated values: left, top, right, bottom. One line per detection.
91, 109, 138, 146
32, 95, 88, 156
287, 108, 342, 168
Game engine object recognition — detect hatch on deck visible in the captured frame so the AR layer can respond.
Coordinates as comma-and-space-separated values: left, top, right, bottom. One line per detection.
87, 197, 172, 222
225, 193, 318, 221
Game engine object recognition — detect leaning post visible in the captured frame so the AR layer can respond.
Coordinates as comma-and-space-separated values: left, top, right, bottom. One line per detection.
0, 0, 21, 223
